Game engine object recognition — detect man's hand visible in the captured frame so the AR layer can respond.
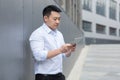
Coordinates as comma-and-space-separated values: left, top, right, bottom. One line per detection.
59, 43, 76, 56
59, 44, 71, 53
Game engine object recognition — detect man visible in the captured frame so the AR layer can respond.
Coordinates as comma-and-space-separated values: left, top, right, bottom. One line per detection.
29, 5, 76, 80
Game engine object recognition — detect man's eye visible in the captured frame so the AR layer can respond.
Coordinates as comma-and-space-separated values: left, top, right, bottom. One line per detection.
57, 18, 60, 20
54, 18, 57, 20
54, 18, 60, 20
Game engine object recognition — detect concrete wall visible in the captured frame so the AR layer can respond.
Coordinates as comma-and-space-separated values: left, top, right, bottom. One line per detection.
0, 0, 24, 80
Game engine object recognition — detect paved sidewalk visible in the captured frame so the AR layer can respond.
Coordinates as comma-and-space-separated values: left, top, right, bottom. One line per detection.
80, 44, 120, 80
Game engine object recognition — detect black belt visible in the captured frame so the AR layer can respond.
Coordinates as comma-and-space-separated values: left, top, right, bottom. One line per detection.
36, 72, 63, 77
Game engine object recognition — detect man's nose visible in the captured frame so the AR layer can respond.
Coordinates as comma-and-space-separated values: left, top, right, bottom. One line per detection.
56, 19, 60, 23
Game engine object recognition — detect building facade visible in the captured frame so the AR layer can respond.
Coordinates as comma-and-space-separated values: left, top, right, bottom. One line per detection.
54, 0, 82, 29
82, 0, 120, 44
56, 0, 120, 44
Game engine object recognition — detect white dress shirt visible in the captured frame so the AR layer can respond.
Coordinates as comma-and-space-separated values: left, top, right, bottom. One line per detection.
29, 23, 65, 74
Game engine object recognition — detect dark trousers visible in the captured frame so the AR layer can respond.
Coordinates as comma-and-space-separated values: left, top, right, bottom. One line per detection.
35, 73, 65, 80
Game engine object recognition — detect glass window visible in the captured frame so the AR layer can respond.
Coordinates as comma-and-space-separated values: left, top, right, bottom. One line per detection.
82, 0, 92, 11
109, 0, 117, 20
96, 0, 106, 16
109, 27, 116, 36
82, 21, 92, 32
96, 24, 106, 34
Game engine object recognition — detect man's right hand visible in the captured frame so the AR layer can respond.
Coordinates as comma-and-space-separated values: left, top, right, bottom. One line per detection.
60, 44, 76, 53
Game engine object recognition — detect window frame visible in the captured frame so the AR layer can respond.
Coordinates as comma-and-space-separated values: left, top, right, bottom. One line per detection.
109, 27, 117, 36
96, 0, 106, 16
109, 0, 117, 20
82, 20, 92, 32
82, 0, 92, 11
96, 24, 106, 34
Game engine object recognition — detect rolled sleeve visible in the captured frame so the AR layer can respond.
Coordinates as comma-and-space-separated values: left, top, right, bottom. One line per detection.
30, 40, 48, 61
29, 31, 48, 61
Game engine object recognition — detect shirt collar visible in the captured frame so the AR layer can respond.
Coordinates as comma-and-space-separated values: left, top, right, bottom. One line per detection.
43, 23, 57, 35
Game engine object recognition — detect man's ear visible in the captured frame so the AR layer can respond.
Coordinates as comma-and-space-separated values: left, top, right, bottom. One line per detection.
44, 16, 48, 22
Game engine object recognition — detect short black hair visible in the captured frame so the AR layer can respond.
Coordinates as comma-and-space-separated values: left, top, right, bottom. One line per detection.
43, 5, 62, 17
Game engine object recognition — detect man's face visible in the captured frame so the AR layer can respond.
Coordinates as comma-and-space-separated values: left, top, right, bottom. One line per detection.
44, 11, 61, 30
